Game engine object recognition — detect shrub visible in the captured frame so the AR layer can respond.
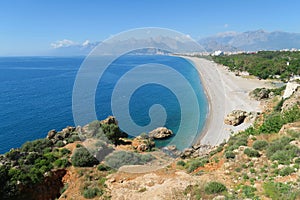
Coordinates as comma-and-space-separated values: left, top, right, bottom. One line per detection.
60, 148, 71, 155
71, 148, 99, 167
21, 139, 53, 153
225, 151, 235, 159
104, 151, 154, 169
177, 160, 186, 167
55, 141, 65, 147
187, 158, 208, 173
83, 187, 103, 199
54, 158, 70, 168
204, 181, 227, 194
279, 167, 294, 176
97, 164, 110, 171
263, 181, 298, 200
184, 185, 202, 200
252, 140, 268, 150
244, 148, 260, 157
241, 185, 256, 198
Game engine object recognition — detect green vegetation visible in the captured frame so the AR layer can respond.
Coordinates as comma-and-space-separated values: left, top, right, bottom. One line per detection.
252, 140, 269, 151
104, 151, 154, 169
242, 105, 300, 135
184, 157, 209, 173
83, 187, 103, 199
266, 136, 299, 164
204, 181, 227, 194
213, 51, 300, 80
71, 147, 99, 167
263, 182, 300, 200
244, 148, 260, 157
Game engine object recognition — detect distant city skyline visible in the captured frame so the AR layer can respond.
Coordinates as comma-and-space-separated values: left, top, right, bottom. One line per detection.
1, 0, 300, 55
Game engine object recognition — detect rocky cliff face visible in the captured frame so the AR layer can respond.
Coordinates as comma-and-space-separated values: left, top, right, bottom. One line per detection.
17, 169, 66, 200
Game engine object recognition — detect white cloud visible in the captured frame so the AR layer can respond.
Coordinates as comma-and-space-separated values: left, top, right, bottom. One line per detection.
50, 39, 77, 49
224, 24, 229, 28
82, 40, 90, 47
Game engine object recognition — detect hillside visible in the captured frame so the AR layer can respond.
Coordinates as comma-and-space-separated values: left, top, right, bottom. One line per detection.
212, 51, 300, 80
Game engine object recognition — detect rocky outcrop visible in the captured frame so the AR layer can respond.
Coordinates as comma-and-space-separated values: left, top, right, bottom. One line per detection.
249, 88, 272, 100
131, 136, 155, 152
12, 169, 66, 200
279, 121, 300, 136
282, 86, 300, 111
224, 110, 248, 126
149, 127, 173, 139
100, 116, 118, 125
283, 81, 300, 99
47, 126, 79, 146
180, 144, 215, 159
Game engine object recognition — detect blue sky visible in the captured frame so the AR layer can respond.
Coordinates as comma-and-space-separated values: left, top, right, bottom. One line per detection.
0, 0, 300, 55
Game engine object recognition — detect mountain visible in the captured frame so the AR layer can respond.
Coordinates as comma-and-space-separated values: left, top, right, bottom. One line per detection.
49, 35, 204, 56
199, 30, 300, 52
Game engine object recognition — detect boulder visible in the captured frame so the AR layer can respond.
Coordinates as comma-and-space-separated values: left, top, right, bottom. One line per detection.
224, 110, 248, 126
148, 127, 173, 139
282, 86, 300, 111
249, 88, 270, 100
100, 116, 118, 125
47, 129, 57, 139
132, 136, 155, 152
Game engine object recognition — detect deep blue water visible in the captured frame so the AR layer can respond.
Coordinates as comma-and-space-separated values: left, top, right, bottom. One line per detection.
0, 55, 208, 153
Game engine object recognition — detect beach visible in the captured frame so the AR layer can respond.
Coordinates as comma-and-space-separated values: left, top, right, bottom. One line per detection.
184, 57, 269, 146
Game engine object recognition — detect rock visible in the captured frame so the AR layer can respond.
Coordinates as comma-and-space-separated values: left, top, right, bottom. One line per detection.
249, 88, 270, 100
167, 145, 177, 151
131, 136, 155, 152
213, 195, 226, 200
224, 110, 248, 126
100, 116, 118, 125
149, 127, 173, 139
192, 144, 201, 150
279, 121, 300, 136
61, 126, 75, 137
290, 140, 300, 148
282, 86, 300, 111
47, 129, 57, 139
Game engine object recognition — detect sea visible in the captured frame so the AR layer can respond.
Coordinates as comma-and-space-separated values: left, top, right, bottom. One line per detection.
0, 55, 208, 153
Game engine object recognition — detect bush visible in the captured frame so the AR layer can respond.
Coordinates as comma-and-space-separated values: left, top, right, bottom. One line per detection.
55, 140, 65, 147
252, 140, 268, 150
267, 137, 299, 164
54, 158, 70, 168
241, 185, 256, 198
60, 148, 71, 155
177, 160, 186, 167
204, 181, 227, 194
184, 185, 202, 200
104, 151, 154, 169
21, 139, 53, 153
244, 148, 260, 157
279, 167, 294, 176
83, 187, 103, 199
97, 164, 110, 171
225, 151, 235, 159
186, 158, 208, 173
263, 181, 298, 200
71, 148, 99, 167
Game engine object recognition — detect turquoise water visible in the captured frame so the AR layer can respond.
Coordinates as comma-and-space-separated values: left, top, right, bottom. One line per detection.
0, 55, 208, 153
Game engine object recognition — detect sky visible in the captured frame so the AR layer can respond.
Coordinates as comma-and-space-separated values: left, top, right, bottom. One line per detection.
0, 0, 300, 56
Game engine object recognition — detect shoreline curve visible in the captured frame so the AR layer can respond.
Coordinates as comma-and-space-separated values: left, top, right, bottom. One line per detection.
182, 56, 268, 146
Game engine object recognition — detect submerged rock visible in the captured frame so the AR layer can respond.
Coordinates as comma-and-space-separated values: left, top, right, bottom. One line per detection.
148, 127, 173, 139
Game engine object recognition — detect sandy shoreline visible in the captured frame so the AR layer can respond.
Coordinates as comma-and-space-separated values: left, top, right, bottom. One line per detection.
183, 57, 269, 146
